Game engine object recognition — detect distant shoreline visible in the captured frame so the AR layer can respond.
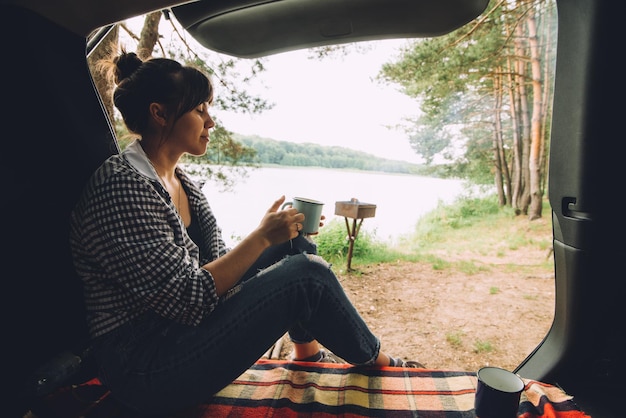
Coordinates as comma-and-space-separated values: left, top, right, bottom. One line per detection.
182, 161, 458, 180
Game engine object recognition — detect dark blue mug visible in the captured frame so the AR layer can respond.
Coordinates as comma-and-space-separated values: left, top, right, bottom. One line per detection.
474, 366, 525, 418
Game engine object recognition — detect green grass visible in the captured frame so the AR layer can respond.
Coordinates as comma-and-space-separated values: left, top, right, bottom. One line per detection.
446, 331, 465, 348
314, 219, 423, 267
314, 193, 553, 274
473, 340, 494, 353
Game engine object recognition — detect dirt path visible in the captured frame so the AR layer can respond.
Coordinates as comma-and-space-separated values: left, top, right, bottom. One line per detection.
275, 242, 555, 372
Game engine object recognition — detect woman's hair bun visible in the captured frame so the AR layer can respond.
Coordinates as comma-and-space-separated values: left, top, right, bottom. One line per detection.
113, 51, 143, 84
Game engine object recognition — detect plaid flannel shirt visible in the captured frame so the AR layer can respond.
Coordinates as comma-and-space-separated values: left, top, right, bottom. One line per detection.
70, 140, 229, 338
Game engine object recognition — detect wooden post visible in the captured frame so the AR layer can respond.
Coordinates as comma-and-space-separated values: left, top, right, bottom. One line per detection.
344, 217, 364, 271
335, 199, 376, 271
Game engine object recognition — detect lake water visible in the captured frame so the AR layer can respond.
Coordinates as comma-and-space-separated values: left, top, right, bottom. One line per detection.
201, 166, 468, 247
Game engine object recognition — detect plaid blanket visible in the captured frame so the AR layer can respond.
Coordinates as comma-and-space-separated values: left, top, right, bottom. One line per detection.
34, 360, 590, 417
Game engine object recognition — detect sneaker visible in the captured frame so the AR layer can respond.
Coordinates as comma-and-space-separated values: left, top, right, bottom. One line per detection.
318, 349, 345, 363
292, 349, 345, 363
389, 357, 425, 368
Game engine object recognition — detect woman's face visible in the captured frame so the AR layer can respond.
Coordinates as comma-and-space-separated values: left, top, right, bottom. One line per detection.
169, 102, 215, 156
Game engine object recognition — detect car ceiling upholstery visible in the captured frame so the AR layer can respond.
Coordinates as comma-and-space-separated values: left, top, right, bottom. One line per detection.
1, 0, 489, 56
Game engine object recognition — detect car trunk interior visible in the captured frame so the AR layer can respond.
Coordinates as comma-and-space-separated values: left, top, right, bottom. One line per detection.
2, 0, 623, 416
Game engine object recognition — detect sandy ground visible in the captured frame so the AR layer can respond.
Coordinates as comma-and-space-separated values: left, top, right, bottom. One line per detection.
270, 244, 555, 373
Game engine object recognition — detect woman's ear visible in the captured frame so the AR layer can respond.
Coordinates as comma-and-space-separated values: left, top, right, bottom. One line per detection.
149, 103, 168, 126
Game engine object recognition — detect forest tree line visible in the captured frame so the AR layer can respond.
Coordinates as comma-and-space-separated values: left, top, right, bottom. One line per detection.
219, 134, 433, 175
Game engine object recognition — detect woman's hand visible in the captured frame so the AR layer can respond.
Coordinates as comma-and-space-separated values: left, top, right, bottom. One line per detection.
203, 196, 302, 295
256, 196, 305, 245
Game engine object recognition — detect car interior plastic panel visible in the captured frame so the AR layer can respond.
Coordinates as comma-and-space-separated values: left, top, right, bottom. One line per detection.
3, 5, 119, 415
172, 0, 490, 58
514, 1, 624, 416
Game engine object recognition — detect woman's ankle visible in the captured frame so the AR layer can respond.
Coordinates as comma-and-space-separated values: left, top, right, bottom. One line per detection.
293, 351, 324, 362
292, 340, 320, 360
374, 352, 392, 367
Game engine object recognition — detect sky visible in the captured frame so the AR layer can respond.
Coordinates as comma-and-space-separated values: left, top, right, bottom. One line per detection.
214, 41, 424, 164
125, 17, 423, 164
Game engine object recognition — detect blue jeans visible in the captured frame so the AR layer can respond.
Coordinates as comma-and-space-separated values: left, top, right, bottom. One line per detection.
93, 234, 381, 416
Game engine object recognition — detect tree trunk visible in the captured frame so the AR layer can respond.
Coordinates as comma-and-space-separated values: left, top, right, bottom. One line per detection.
492, 126, 506, 206
526, 7, 544, 220
506, 53, 523, 214
539, 1, 556, 198
137, 11, 162, 60
514, 20, 531, 216
493, 70, 511, 206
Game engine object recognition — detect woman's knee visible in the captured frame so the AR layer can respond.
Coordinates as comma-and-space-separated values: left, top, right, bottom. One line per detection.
255, 253, 335, 289
286, 253, 331, 274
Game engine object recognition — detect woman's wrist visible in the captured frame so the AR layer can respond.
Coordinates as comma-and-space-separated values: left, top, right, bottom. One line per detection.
246, 228, 272, 251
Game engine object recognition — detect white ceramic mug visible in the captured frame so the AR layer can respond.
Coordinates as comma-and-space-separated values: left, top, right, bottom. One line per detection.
281, 197, 324, 234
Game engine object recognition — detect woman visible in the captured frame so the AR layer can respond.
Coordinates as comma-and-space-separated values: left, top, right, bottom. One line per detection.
69, 50, 422, 415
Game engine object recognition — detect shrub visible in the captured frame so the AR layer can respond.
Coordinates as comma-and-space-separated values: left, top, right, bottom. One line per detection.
315, 218, 389, 265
